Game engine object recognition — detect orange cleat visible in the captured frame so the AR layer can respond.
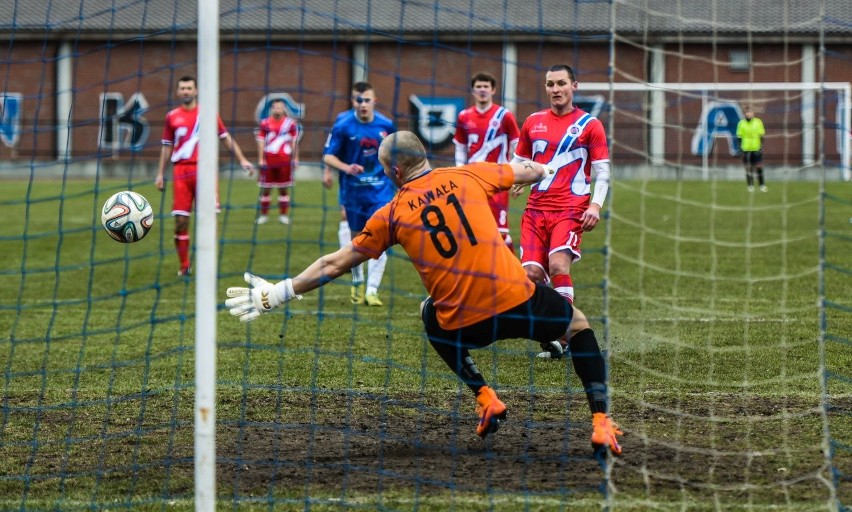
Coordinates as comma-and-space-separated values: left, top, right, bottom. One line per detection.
591, 412, 623, 456
475, 386, 507, 438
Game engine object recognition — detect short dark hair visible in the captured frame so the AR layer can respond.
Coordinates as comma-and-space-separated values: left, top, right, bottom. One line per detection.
547, 65, 576, 82
352, 81, 373, 94
270, 98, 285, 105
177, 75, 197, 87
471, 72, 496, 88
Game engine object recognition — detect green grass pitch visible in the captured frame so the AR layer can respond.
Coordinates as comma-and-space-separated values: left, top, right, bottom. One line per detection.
0, 173, 849, 510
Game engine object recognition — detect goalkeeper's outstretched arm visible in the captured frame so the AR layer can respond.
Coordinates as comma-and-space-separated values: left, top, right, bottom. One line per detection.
225, 245, 370, 322
506, 160, 554, 197
510, 160, 553, 186
291, 245, 370, 293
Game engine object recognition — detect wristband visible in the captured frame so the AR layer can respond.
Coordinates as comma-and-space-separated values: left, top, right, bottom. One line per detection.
273, 278, 302, 302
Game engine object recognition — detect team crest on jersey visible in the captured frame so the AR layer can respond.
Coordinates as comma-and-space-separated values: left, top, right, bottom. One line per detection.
569, 125, 581, 136
531, 122, 548, 134
408, 95, 465, 149
360, 138, 380, 151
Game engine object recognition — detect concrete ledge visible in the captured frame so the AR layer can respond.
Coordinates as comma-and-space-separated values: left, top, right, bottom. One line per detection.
0, 160, 326, 181
0, 160, 844, 182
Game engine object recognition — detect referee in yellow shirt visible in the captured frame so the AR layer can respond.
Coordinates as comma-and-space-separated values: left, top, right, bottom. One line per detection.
736, 106, 767, 192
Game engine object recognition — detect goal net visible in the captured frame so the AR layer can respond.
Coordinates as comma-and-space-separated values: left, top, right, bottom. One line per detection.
0, 1, 849, 510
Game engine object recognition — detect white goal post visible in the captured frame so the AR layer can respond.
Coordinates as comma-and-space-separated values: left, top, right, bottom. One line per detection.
582, 82, 851, 181
195, 2, 219, 512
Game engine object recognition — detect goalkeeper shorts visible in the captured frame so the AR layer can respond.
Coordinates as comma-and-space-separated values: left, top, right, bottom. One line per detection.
421, 284, 571, 349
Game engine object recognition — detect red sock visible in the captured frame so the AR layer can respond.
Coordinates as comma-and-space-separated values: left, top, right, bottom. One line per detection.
259, 195, 271, 215
551, 273, 574, 304
175, 232, 190, 270
279, 195, 290, 215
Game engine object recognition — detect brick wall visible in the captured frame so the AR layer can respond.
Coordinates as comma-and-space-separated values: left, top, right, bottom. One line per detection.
1, 38, 847, 168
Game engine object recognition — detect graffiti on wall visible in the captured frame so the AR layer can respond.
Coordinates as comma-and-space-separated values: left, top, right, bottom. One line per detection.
0, 94, 22, 148
99, 93, 150, 152
254, 92, 305, 143
691, 101, 744, 156
408, 95, 465, 150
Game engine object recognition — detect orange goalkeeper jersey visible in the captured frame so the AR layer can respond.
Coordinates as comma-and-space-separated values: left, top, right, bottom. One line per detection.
352, 162, 535, 330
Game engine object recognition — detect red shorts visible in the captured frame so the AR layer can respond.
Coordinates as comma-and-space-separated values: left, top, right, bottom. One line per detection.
171, 164, 219, 216
258, 163, 294, 188
488, 190, 510, 234
519, 209, 583, 275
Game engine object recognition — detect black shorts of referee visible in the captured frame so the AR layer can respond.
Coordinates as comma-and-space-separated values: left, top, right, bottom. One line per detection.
742, 150, 763, 165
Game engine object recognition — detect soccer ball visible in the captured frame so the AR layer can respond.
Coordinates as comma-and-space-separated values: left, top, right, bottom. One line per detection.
101, 191, 154, 243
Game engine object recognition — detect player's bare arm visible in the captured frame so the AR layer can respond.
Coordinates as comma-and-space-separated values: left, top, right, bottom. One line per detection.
225, 245, 371, 322
510, 160, 554, 187
155, 145, 172, 191
508, 154, 529, 197
223, 134, 255, 176
291, 245, 371, 295
293, 140, 300, 167
323, 154, 364, 175
321, 165, 334, 189
256, 138, 265, 168
580, 203, 602, 232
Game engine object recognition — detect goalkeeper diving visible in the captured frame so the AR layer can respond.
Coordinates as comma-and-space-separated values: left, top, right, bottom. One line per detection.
225, 130, 622, 455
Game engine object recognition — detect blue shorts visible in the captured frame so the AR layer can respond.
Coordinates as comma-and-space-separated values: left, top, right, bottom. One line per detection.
344, 200, 385, 233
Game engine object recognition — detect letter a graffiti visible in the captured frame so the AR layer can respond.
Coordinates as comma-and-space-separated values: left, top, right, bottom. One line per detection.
691, 101, 743, 156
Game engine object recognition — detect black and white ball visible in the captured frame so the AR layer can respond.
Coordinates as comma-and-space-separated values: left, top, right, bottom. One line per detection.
101, 191, 154, 243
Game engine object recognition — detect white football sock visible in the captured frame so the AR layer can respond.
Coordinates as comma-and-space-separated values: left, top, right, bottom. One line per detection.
366, 252, 387, 295
351, 263, 364, 284
338, 220, 351, 248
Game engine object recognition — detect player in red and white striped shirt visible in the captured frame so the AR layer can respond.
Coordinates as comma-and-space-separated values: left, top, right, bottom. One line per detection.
513, 64, 611, 359
453, 71, 520, 252
155, 75, 254, 276
255, 99, 299, 225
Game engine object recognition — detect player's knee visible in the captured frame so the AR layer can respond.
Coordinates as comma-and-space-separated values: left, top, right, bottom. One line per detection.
548, 253, 573, 276
525, 266, 546, 284
568, 306, 591, 336
174, 216, 189, 233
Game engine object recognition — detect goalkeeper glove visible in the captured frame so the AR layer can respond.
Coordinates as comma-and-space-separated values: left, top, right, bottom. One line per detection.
225, 272, 301, 322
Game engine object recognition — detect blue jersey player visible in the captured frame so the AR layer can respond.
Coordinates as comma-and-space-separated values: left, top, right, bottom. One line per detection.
323, 82, 396, 306
322, 110, 354, 271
